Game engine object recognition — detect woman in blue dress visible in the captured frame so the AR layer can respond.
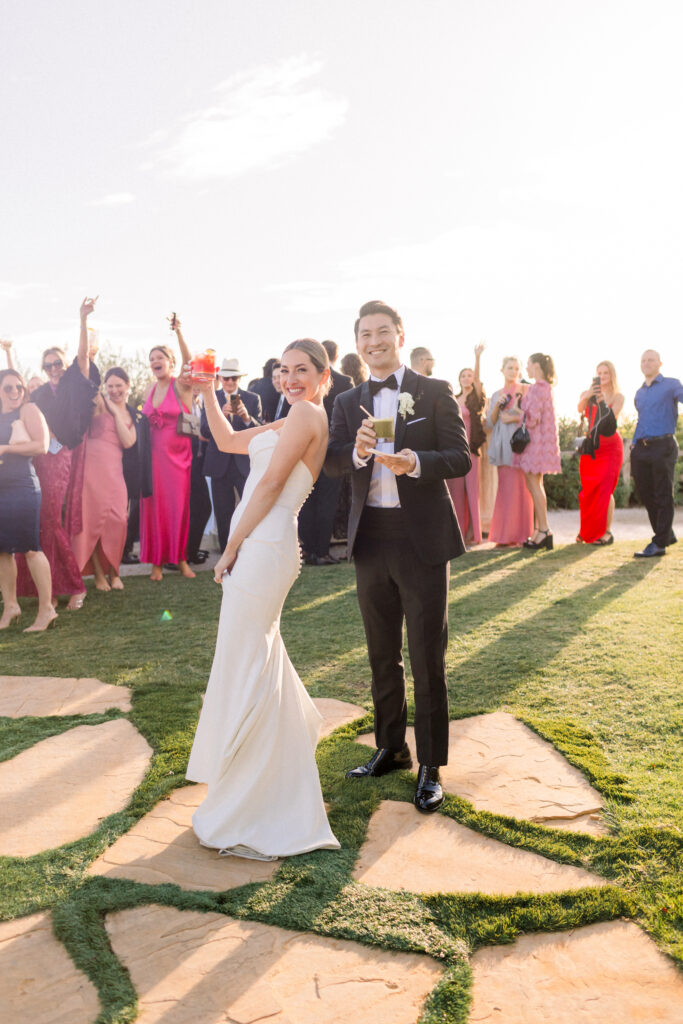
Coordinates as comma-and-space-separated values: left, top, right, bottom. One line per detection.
0, 369, 56, 632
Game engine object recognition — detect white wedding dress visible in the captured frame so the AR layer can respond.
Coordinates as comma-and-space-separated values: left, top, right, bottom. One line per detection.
186, 430, 340, 859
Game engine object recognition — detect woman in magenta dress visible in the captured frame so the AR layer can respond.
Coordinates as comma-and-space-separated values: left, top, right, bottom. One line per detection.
448, 343, 486, 545
140, 315, 195, 580
70, 368, 136, 589
17, 298, 99, 609
514, 353, 561, 551
576, 361, 624, 545
486, 356, 534, 545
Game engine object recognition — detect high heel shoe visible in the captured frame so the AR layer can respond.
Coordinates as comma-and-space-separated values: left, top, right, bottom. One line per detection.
523, 529, 554, 551
24, 611, 58, 633
0, 608, 22, 630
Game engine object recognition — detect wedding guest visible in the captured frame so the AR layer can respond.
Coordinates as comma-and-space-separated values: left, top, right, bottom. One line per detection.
17, 297, 100, 609
186, 388, 212, 565
201, 358, 262, 552
340, 351, 368, 387
0, 369, 56, 632
576, 361, 624, 545
299, 341, 353, 565
140, 315, 195, 580
631, 350, 683, 557
447, 343, 487, 545
410, 347, 435, 376
515, 352, 561, 550
272, 363, 291, 421
487, 356, 534, 545
70, 368, 136, 589
1, 339, 15, 369
250, 357, 281, 422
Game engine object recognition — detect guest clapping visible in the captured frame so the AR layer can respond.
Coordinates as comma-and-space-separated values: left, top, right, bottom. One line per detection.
576, 362, 624, 545
140, 315, 195, 580
486, 357, 534, 545
70, 368, 136, 589
516, 353, 561, 551
0, 370, 56, 632
447, 343, 487, 545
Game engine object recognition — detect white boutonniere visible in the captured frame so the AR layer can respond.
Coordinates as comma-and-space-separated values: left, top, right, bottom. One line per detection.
397, 392, 415, 419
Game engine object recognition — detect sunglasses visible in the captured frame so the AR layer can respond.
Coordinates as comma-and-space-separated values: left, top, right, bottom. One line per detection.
221, 375, 240, 382
2, 383, 25, 394
43, 359, 64, 371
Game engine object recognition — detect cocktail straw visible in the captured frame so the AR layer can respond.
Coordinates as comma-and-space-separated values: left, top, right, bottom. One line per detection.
360, 405, 374, 418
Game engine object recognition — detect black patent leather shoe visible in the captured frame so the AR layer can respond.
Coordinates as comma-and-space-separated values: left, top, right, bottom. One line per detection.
414, 765, 444, 813
345, 744, 413, 779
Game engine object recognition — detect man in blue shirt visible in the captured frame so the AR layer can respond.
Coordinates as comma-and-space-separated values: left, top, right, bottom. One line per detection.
631, 350, 683, 557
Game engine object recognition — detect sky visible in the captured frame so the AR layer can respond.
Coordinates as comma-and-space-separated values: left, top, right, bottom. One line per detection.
2, 0, 683, 418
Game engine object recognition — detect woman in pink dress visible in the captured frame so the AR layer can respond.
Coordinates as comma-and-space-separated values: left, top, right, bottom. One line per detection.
70, 368, 136, 590
140, 315, 195, 580
515, 353, 561, 551
486, 356, 534, 545
448, 344, 486, 545
17, 298, 99, 609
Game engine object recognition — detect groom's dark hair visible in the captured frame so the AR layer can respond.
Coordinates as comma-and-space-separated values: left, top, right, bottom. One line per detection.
354, 300, 404, 338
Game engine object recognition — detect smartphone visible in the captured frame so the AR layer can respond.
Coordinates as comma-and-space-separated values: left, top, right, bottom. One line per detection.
592, 375, 601, 390
230, 392, 240, 411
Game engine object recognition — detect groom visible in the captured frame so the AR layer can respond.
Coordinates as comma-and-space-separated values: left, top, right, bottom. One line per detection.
325, 300, 471, 812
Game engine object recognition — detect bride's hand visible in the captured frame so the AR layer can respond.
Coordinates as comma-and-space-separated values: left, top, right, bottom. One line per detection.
214, 545, 239, 583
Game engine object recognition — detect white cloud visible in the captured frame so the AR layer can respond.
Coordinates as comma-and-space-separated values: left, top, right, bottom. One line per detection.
147, 56, 347, 181
87, 192, 136, 207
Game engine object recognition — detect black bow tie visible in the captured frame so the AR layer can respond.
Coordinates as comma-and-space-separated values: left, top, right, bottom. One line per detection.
369, 375, 398, 397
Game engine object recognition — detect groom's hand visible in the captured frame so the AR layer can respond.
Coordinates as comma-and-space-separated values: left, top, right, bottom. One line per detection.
373, 449, 417, 475
355, 418, 377, 459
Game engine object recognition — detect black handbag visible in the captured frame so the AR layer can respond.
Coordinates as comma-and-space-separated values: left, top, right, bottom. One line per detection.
510, 415, 530, 454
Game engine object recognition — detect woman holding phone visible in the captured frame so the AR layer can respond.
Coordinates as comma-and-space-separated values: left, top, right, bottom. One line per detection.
576, 362, 624, 544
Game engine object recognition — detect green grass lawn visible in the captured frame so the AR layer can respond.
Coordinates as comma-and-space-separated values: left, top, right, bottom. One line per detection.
1, 541, 681, 1023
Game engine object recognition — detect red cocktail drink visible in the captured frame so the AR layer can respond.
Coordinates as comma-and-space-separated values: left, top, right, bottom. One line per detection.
190, 349, 216, 382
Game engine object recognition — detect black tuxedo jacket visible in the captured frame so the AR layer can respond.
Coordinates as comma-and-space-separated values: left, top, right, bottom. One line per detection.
325, 367, 471, 565
324, 367, 353, 422
201, 388, 262, 479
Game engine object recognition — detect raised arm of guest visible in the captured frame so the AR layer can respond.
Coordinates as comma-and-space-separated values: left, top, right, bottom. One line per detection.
193, 375, 282, 454
473, 342, 485, 399
77, 296, 98, 379
168, 314, 194, 406
1, 339, 15, 370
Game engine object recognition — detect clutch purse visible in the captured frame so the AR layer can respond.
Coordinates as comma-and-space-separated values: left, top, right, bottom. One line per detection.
9, 418, 31, 444
510, 417, 530, 454
172, 381, 201, 438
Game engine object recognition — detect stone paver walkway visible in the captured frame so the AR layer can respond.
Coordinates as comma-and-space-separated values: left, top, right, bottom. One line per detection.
0, 719, 151, 856
106, 904, 444, 1024
0, 913, 99, 1024
0, 675, 131, 717
353, 801, 606, 896
358, 712, 605, 834
469, 920, 683, 1022
89, 783, 280, 890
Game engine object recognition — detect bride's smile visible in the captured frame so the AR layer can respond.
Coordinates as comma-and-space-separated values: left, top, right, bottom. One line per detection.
279, 349, 329, 406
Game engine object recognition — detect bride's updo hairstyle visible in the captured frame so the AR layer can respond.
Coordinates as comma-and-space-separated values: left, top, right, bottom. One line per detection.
282, 338, 332, 395
529, 352, 556, 385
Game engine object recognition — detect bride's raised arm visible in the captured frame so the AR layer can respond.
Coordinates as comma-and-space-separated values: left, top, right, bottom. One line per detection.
214, 401, 320, 578
195, 375, 283, 454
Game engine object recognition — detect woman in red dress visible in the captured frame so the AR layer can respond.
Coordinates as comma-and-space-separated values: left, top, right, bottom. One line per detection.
577, 361, 624, 545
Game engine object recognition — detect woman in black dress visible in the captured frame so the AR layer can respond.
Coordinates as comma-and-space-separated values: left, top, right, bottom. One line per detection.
0, 369, 56, 632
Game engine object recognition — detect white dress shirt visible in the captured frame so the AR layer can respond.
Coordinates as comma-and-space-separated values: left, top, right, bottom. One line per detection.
352, 364, 421, 508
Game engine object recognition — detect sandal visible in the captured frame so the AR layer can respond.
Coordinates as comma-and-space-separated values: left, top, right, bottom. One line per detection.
66, 593, 86, 611
591, 532, 614, 546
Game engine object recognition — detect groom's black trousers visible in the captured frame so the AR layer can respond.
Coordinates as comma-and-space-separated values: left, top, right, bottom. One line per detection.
354, 507, 450, 766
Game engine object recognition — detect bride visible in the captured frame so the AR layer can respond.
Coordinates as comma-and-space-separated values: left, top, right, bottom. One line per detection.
186, 339, 340, 860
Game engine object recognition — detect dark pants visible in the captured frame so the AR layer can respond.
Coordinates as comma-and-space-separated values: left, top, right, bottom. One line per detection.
354, 507, 450, 766
630, 437, 679, 547
299, 472, 343, 557
187, 460, 212, 560
211, 472, 246, 552
124, 497, 140, 555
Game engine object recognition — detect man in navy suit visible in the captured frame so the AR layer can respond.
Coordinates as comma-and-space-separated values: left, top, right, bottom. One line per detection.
201, 357, 262, 551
